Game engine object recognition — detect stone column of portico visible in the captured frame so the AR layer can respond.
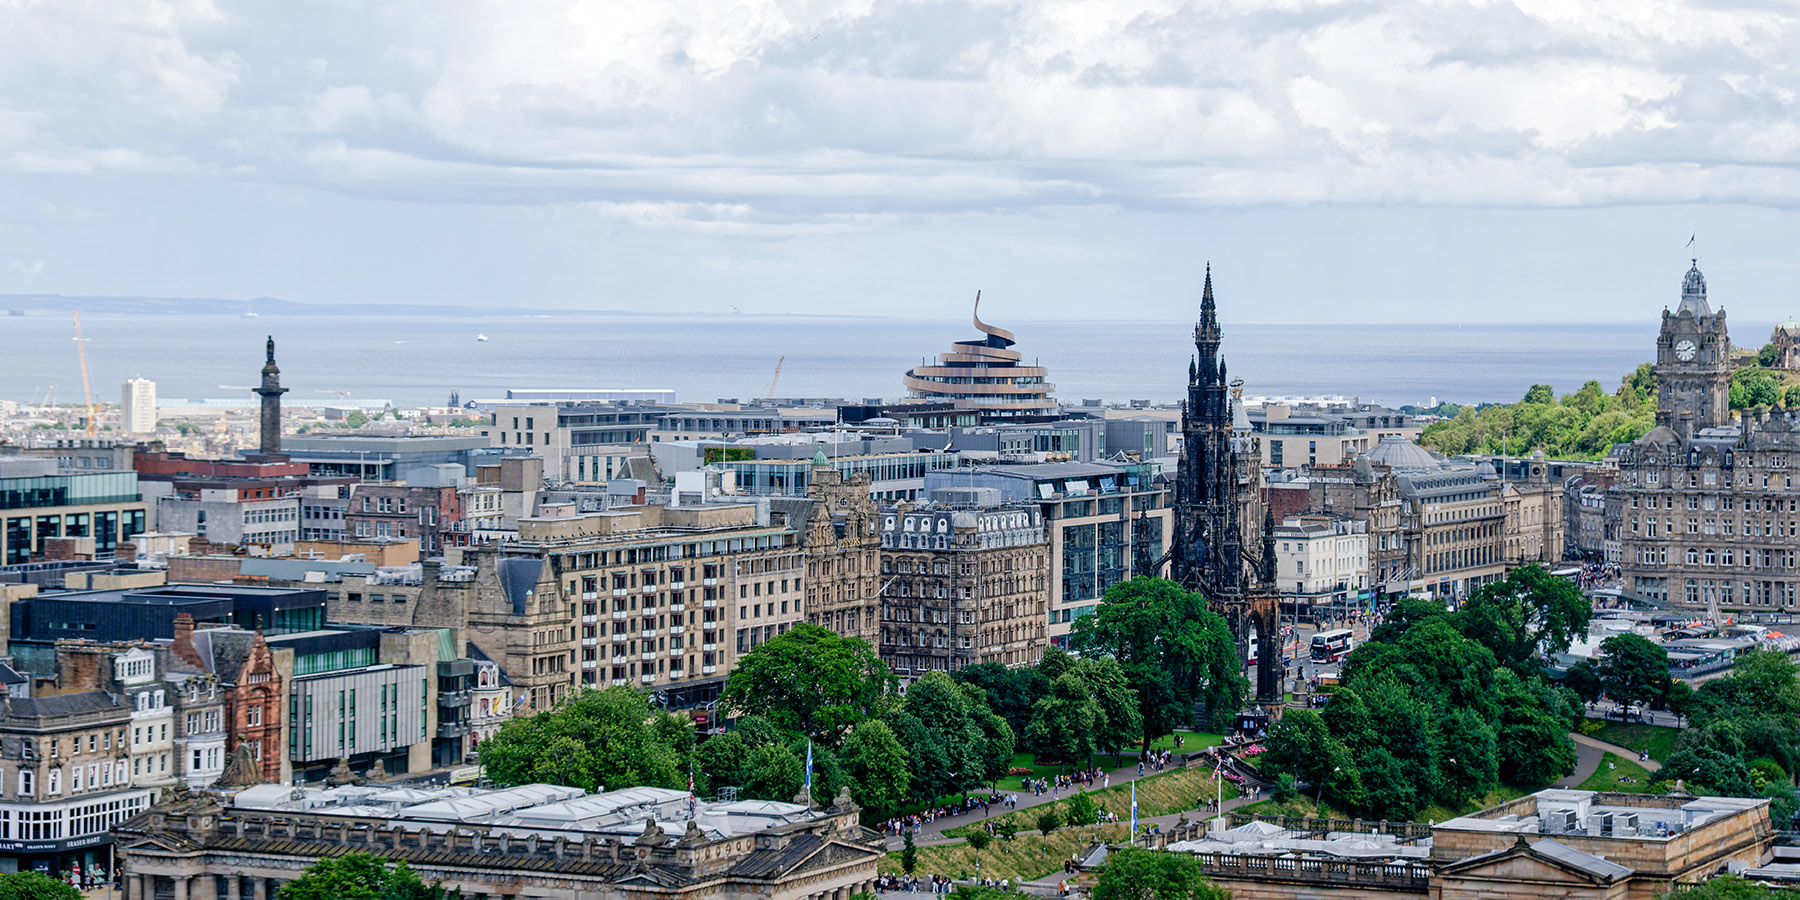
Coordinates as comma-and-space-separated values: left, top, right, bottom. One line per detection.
250, 876, 267, 900
127, 874, 144, 900
225, 875, 241, 900
172, 875, 189, 900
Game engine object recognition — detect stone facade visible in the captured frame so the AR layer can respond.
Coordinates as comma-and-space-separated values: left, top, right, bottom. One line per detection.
1617, 261, 1800, 613
801, 469, 882, 645
343, 483, 464, 555
1502, 452, 1566, 566
116, 789, 884, 900
878, 491, 1048, 681
411, 502, 800, 712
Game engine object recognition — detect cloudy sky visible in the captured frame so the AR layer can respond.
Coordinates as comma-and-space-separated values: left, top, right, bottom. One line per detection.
1, 0, 1797, 323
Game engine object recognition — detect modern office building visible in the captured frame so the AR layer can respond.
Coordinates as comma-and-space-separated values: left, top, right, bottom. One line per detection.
903, 297, 1057, 421
279, 434, 507, 482
0, 461, 148, 565
120, 379, 157, 435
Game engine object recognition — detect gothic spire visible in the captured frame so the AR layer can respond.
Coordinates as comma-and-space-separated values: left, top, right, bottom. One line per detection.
1200, 262, 1218, 334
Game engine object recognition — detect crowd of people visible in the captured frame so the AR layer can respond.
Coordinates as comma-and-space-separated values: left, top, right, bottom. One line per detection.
879, 793, 1009, 835
1134, 749, 1177, 775
1025, 766, 1110, 797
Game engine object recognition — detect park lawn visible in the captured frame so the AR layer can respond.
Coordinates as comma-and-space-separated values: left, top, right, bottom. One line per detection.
968, 763, 1239, 836
885, 824, 1131, 882
1145, 730, 1225, 753
992, 752, 1108, 792
1592, 722, 1681, 763
1579, 754, 1655, 794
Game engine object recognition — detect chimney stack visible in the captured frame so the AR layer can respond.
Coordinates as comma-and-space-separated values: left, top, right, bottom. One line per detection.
170, 613, 205, 669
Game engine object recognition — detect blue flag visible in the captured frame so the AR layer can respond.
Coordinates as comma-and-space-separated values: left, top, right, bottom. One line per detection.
1131, 780, 1138, 836
805, 740, 814, 794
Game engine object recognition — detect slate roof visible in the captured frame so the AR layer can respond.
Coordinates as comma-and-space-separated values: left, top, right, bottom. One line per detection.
4, 690, 123, 719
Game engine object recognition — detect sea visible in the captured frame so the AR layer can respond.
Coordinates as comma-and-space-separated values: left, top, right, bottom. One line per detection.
0, 312, 1662, 411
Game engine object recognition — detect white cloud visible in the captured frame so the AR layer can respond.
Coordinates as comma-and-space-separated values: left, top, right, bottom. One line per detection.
0, 1, 1792, 218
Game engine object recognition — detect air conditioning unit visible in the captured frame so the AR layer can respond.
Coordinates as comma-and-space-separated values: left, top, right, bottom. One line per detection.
1614, 813, 1638, 837
1545, 809, 1578, 834
1588, 812, 1613, 836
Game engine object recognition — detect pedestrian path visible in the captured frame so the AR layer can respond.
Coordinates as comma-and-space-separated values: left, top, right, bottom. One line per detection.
883, 754, 1245, 850
1555, 732, 1663, 789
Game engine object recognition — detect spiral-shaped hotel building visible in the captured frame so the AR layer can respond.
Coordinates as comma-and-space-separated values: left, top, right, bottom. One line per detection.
903, 295, 1057, 421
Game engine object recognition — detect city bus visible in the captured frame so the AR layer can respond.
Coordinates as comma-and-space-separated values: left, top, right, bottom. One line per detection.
1310, 629, 1355, 663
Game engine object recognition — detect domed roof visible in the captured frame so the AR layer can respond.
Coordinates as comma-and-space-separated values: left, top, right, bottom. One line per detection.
1475, 461, 1498, 478
1677, 260, 1710, 317
1779, 320, 1800, 332
1366, 435, 1442, 470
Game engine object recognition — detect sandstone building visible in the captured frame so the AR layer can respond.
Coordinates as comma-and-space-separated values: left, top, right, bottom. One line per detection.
1617, 261, 1800, 613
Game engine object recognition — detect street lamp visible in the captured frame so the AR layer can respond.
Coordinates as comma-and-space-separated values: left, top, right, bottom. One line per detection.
1316, 766, 1340, 805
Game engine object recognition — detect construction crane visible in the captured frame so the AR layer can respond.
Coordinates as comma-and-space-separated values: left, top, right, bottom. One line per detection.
765, 354, 785, 399
72, 312, 96, 437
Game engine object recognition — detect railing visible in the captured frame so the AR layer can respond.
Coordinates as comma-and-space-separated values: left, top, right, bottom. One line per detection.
1224, 813, 1433, 839
1187, 853, 1430, 889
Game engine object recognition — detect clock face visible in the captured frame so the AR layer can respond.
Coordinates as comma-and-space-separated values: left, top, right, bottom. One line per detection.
1675, 339, 1697, 362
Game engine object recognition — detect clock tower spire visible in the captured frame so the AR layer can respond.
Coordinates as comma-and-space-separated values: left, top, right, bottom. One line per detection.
1654, 259, 1730, 433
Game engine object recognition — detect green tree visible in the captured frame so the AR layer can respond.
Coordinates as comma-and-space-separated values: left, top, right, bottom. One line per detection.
838, 720, 911, 817
1760, 343, 1781, 368
1439, 708, 1501, 805
955, 662, 1048, 739
0, 872, 82, 900
1563, 659, 1603, 703
1492, 669, 1578, 786
958, 682, 1018, 785
1453, 564, 1591, 674
1071, 578, 1246, 745
994, 815, 1019, 841
1071, 658, 1142, 761
1522, 384, 1554, 405
1037, 807, 1062, 836
478, 687, 686, 791
1787, 384, 1800, 409
1356, 746, 1423, 821
1067, 790, 1098, 829
903, 672, 985, 799
1024, 672, 1099, 766
1259, 709, 1355, 806
741, 743, 804, 801
901, 832, 918, 875
1681, 874, 1783, 900
1596, 634, 1670, 708
965, 828, 993, 853
723, 623, 892, 744
277, 854, 454, 900
1092, 847, 1229, 900
1730, 368, 1782, 409
345, 409, 369, 428
1367, 596, 1447, 644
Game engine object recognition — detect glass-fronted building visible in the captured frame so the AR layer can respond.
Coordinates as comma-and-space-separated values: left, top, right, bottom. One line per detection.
0, 472, 148, 565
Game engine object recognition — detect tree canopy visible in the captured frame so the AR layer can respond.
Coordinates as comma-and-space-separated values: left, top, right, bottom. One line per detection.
0, 873, 81, 900
477, 686, 689, 791
723, 623, 893, 744
278, 854, 455, 900
1420, 371, 1654, 461
1071, 578, 1246, 743
1261, 565, 1584, 820
1092, 847, 1229, 900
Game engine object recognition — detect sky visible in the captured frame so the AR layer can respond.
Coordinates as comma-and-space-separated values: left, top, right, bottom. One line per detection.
1, 0, 1798, 324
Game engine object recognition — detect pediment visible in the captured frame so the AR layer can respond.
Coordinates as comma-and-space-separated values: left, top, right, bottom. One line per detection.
1440, 849, 1616, 886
